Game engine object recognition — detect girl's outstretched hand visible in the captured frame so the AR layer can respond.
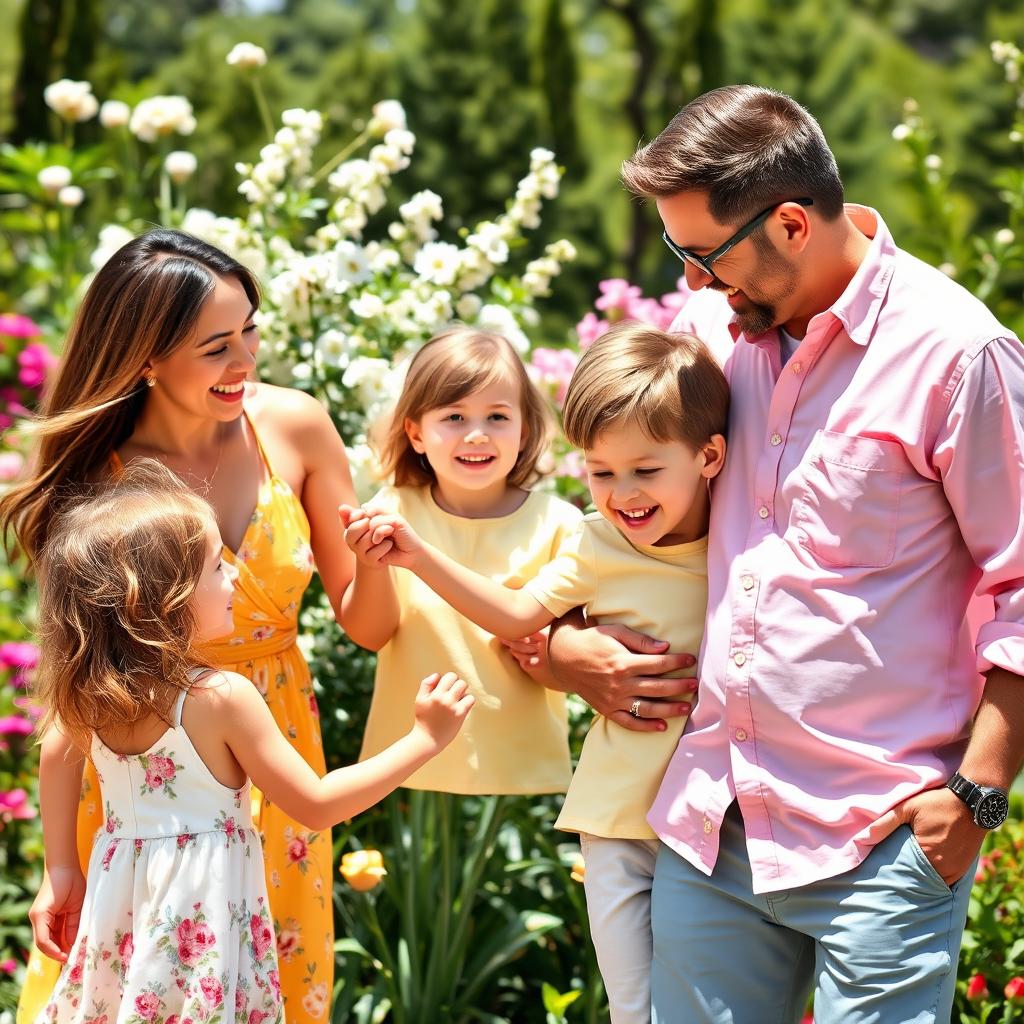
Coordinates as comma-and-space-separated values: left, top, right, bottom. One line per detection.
339, 504, 394, 568
411, 672, 474, 750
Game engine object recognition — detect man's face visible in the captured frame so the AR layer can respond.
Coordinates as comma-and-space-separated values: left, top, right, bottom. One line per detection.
657, 191, 800, 337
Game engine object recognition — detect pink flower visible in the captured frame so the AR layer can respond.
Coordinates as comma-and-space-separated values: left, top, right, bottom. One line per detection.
286, 836, 308, 864
529, 347, 578, 405
0, 451, 24, 482
248, 1012, 271, 1024
575, 311, 609, 349
0, 788, 36, 821
177, 832, 195, 848
177, 919, 205, 966
134, 992, 160, 1020
276, 927, 300, 961
235, 989, 246, 1012
0, 715, 33, 736
250, 914, 273, 959
0, 314, 41, 338
268, 970, 280, 1000
193, 922, 216, 953
199, 976, 223, 1006
0, 641, 39, 671
0, 957, 17, 973
222, 816, 237, 838
594, 278, 641, 316
17, 342, 58, 389
165, 1017, 179, 1024
118, 932, 134, 968
144, 754, 176, 789
965, 973, 989, 1001
101, 841, 118, 870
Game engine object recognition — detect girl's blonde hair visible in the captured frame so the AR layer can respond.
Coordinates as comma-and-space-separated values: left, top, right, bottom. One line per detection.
379, 325, 552, 489
34, 460, 215, 753
0, 229, 260, 567
562, 322, 730, 451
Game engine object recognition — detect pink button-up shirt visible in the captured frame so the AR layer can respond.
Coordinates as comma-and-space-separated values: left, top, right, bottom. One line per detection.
648, 205, 1024, 893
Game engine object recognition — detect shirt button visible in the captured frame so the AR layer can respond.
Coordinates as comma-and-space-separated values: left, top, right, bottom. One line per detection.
770, 432, 783, 446
741, 574, 754, 591
733, 651, 746, 666
758, 505, 770, 519
735, 728, 748, 742
703, 817, 713, 834
792, 361, 803, 374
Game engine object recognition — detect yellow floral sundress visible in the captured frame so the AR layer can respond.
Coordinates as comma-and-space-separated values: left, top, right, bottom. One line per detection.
18, 420, 335, 1024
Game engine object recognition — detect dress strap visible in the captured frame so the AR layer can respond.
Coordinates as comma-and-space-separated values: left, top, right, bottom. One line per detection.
243, 409, 275, 483
174, 667, 213, 727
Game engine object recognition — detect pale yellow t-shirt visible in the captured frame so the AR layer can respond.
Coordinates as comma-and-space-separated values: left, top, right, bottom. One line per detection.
359, 485, 583, 795
524, 512, 707, 839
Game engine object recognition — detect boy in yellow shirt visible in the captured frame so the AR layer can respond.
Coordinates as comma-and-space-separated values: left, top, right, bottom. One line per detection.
343, 322, 729, 1024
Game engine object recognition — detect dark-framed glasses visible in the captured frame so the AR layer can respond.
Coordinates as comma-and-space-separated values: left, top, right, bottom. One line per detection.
662, 197, 814, 277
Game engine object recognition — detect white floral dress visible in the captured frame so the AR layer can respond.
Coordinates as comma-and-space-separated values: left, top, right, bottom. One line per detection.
38, 684, 282, 1024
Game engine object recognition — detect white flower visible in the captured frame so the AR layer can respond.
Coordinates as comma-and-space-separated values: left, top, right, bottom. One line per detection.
333, 241, 372, 288
44, 79, 98, 122
467, 221, 510, 265
368, 100, 407, 136
346, 443, 386, 502
414, 242, 461, 286
924, 154, 942, 170
938, 262, 957, 278
546, 239, 577, 263
57, 185, 84, 207
343, 356, 394, 408
99, 100, 131, 129
350, 293, 386, 319
401, 190, 443, 224
90, 225, 135, 270
384, 128, 416, 155
477, 304, 530, 353
129, 96, 196, 143
315, 329, 356, 368
37, 165, 72, 195
456, 294, 482, 320
226, 42, 268, 69
165, 150, 198, 184
369, 246, 401, 273
995, 228, 1015, 246
891, 124, 912, 142
369, 143, 409, 176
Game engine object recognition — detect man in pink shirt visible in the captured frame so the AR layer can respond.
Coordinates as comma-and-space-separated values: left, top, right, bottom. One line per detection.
549, 85, 1024, 1022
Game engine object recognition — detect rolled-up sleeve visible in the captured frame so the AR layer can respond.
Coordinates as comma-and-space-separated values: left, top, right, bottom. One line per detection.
933, 335, 1024, 675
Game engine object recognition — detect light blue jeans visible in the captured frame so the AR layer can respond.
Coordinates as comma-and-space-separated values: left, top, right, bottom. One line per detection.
651, 803, 976, 1024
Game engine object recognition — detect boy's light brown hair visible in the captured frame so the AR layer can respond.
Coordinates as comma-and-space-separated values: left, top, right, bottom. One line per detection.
34, 460, 215, 754
380, 325, 552, 488
562, 322, 729, 452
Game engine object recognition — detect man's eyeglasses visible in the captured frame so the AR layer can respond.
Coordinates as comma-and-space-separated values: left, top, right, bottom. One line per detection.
662, 198, 814, 278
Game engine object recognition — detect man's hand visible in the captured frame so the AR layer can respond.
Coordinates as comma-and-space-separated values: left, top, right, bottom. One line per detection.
548, 614, 696, 732
879, 787, 986, 886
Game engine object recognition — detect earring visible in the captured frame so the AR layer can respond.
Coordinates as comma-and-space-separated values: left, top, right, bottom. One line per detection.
145, 376, 156, 388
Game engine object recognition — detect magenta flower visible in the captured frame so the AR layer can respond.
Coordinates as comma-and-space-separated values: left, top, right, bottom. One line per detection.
0, 958, 16, 974
0, 789, 37, 821
0, 642, 40, 686
0, 452, 24, 482
594, 278, 642, 315
17, 343, 58, 389
575, 311, 609, 349
529, 347, 579, 405
0, 715, 33, 736
0, 314, 41, 338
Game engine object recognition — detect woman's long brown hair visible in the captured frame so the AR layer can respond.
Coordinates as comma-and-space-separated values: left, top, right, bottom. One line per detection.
0, 229, 260, 566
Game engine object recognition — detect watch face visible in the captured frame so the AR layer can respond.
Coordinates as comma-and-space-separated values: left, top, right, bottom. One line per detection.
976, 792, 1010, 829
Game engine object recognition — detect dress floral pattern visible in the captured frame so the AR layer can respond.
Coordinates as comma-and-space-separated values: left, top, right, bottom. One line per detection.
18, 416, 333, 1024
37, 689, 281, 1024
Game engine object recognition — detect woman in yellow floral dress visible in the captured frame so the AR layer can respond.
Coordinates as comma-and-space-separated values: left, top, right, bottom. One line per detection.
2, 230, 355, 1024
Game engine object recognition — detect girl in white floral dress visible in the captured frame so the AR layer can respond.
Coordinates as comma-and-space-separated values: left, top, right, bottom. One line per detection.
29, 461, 474, 1024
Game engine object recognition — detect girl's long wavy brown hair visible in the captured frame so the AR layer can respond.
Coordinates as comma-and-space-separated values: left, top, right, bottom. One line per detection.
379, 325, 552, 489
34, 460, 214, 754
0, 229, 260, 567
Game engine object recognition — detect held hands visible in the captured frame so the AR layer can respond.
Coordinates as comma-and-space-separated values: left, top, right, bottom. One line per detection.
339, 504, 423, 570
30, 865, 87, 961
411, 671, 475, 751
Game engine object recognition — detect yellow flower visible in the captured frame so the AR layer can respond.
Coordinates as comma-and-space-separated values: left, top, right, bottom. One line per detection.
570, 854, 585, 884
340, 849, 387, 891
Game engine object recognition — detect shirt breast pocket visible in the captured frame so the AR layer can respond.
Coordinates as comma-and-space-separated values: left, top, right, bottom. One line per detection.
793, 430, 909, 569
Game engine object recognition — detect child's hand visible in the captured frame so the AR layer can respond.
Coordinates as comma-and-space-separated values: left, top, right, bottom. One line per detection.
499, 629, 557, 686
360, 512, 425, 570
411, 672, 474, 750
30, 865, 87, 961
340, 504, 395, 569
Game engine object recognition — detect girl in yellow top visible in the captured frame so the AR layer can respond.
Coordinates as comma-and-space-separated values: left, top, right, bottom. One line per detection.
339, 326, 581, 795
345, 323, 731, 1024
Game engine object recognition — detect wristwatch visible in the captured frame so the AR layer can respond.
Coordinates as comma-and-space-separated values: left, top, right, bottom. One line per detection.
946, 772, 1010, 829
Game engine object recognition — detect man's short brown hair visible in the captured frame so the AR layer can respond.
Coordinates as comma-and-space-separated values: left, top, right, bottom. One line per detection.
562, 323, 729, 453
622, 85, 844, 224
